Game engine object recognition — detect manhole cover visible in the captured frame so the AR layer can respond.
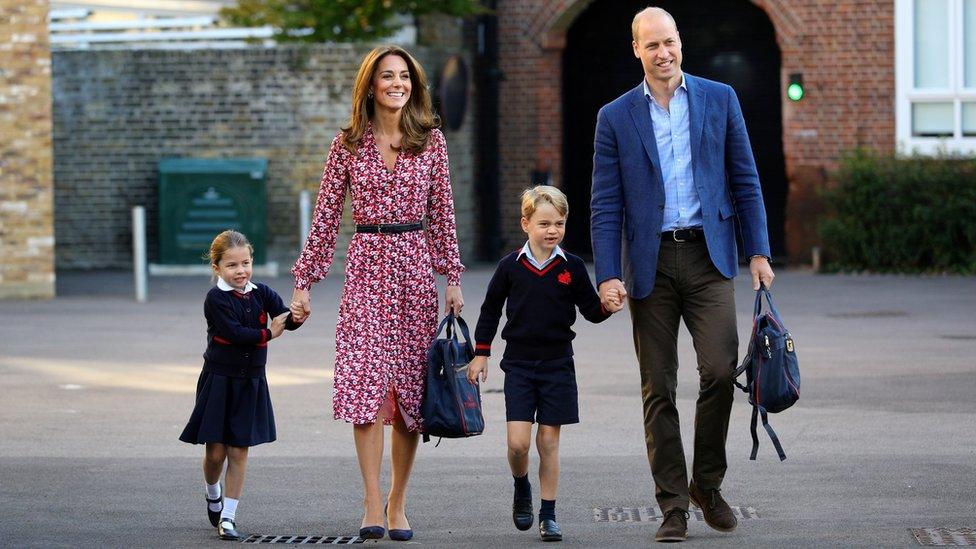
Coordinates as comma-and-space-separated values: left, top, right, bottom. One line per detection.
593, 506, 759, 522
241, 535, 364, 544
910, 528, 976, 546
827, 310, 909, 319
940, 335, 976, 341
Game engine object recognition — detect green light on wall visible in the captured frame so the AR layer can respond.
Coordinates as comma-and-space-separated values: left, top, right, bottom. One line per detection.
787, 73, 804, 101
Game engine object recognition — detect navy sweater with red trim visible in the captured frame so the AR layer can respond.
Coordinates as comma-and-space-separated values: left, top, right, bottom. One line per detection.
202, 283, 302, 378
473, 250, 612, 360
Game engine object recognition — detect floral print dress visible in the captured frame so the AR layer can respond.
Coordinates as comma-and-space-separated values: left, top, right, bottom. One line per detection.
292, 125, 464, 430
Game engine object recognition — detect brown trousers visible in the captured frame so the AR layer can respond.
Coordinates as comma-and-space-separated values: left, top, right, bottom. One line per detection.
628, 238, 737, 512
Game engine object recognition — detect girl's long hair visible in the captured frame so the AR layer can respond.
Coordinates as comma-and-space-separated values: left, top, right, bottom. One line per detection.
341, 45, 439, 156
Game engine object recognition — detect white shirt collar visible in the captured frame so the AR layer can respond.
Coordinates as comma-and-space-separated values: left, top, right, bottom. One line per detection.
518, 242, 566, 266
217, 277, 257, 293
642, 73, 687, 100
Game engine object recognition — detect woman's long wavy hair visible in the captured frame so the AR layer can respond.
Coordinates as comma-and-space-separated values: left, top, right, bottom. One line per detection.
342, 46, 440, 156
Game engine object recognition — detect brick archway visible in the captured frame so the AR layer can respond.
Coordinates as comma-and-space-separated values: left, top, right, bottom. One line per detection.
494, 0, 804, 257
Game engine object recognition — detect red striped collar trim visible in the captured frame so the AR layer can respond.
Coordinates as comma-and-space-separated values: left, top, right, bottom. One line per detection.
519, 256, 564, 276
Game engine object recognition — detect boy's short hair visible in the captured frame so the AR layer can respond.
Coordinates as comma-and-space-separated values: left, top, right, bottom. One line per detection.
521, 185, 569, 219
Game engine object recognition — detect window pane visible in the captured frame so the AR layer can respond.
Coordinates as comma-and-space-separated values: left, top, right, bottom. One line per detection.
912, 102, 954, 136
966, 0, 976, 87
964, 103, 976, 136
915, 0, 950, 88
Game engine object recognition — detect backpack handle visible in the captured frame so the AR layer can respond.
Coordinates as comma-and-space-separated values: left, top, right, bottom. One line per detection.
436, 313, 474, 358
753, 283, 788, 331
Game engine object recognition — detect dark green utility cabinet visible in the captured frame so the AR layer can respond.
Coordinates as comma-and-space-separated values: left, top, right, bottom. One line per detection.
158, 158, 267, 265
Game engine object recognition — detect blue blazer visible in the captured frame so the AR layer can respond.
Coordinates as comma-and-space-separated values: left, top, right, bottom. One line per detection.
590, 74, 771, 300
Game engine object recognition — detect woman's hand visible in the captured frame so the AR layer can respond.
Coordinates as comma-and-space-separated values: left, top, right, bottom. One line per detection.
291, 288, 311, 323
445, 285, 464, 315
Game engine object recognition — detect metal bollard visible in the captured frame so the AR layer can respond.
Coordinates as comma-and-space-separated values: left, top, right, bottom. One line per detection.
299, 190, 311, 250
132, 206, 148, 302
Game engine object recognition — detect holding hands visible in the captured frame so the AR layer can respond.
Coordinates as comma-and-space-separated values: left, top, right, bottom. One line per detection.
599, 279, 627, 313
269, 312, 290, 339
290, 288, 311, 323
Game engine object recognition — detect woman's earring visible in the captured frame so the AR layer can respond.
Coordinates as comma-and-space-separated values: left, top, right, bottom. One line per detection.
367, 90, 374, 99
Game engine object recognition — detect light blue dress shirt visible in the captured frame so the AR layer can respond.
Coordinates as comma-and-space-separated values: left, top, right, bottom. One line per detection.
518, 242, 566, 270
643, 77, 703, 232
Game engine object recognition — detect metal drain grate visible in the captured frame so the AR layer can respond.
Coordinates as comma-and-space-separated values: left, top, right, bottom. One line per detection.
241, 535, 364, 544
593, 506, 759, 523
910, 528, 976, 546
483, 388, 504, 394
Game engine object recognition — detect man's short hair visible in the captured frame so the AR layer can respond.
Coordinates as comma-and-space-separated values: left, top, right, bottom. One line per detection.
632, 6, 678, 41
521, 185, 569, 219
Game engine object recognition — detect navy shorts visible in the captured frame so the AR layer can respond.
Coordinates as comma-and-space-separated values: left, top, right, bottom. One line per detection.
500, 356, 579, 425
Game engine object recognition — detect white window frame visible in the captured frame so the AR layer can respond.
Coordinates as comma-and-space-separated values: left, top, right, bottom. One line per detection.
896, 0, 976, 154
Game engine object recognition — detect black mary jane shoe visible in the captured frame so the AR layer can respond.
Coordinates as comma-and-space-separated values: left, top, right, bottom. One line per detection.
206, 494, 223, 527
513, 496, 533, 531
358, 525, 386, 540
217, 518, 240, 541
539, 518, 562, 542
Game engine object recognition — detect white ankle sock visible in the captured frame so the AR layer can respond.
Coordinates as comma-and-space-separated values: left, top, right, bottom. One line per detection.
221, 497, 239, 521
206, 482, 222, 511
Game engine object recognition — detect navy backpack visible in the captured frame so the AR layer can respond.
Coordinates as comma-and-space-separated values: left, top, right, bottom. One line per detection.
421, 313, 484, 443
732, 284, 800, 461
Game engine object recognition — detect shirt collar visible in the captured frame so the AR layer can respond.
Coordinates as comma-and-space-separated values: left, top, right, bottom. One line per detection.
642, 73, 687, 101
217, 277, 257, 294
518, 241, 566, 263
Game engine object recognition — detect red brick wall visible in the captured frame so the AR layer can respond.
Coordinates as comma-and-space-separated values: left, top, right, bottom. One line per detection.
497, 0, 895, 262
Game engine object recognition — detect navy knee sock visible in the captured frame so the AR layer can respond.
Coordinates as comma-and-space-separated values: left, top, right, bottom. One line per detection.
539, 499, 556, 521
514, 474, 531, 499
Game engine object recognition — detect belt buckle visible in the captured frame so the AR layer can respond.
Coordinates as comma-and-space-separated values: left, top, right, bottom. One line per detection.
376, 224, 385, 235
672, 229, 686, 243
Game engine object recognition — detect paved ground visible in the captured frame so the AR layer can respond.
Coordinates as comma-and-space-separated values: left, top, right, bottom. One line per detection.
1, 267, 975, 548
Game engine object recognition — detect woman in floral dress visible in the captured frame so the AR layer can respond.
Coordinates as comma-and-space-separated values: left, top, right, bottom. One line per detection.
290, 46, 464, 540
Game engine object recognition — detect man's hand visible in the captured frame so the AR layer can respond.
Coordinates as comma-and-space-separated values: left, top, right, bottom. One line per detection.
750, 256, 775, 290
599, 279, 628, 309
466, 356, 488, 384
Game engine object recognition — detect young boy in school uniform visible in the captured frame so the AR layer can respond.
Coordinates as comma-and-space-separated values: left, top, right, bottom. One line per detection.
467, 185, 623, 542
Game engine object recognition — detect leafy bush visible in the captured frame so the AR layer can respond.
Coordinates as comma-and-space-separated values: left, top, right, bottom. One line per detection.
818, 149, 976, 274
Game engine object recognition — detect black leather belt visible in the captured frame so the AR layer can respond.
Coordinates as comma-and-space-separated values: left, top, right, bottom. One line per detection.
661, 227, 703, 242
356, 222, 423, 234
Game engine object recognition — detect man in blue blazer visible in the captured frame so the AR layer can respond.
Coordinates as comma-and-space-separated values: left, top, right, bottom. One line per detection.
590, 7, 775, 543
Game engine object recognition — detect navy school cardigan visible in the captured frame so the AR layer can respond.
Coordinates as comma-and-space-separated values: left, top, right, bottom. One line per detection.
202, 283, 302, 378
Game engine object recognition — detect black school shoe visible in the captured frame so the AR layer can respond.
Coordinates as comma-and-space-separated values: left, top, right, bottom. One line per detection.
217, 518, 240, 541
539, 518, 562, 542
206, 492, 224, 527
513, 495, 533, 531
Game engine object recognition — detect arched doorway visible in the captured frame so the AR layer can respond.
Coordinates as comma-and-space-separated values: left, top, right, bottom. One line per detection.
561, 0, 787, 259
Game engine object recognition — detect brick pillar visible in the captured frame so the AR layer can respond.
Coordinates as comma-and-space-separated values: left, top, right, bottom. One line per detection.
0, 0, 54, 298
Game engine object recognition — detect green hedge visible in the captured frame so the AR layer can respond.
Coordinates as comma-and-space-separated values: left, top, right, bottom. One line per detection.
818, 150, 976, 274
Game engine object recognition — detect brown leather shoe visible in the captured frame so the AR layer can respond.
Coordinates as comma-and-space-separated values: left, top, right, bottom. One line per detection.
655, 508, 688, 542
688, 481, 737, 532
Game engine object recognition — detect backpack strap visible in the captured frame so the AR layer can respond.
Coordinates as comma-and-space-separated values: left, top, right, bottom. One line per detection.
749, 405, 787, 461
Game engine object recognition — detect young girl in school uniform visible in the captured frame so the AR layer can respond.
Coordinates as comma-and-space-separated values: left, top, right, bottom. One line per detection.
179, 230, 302, 541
